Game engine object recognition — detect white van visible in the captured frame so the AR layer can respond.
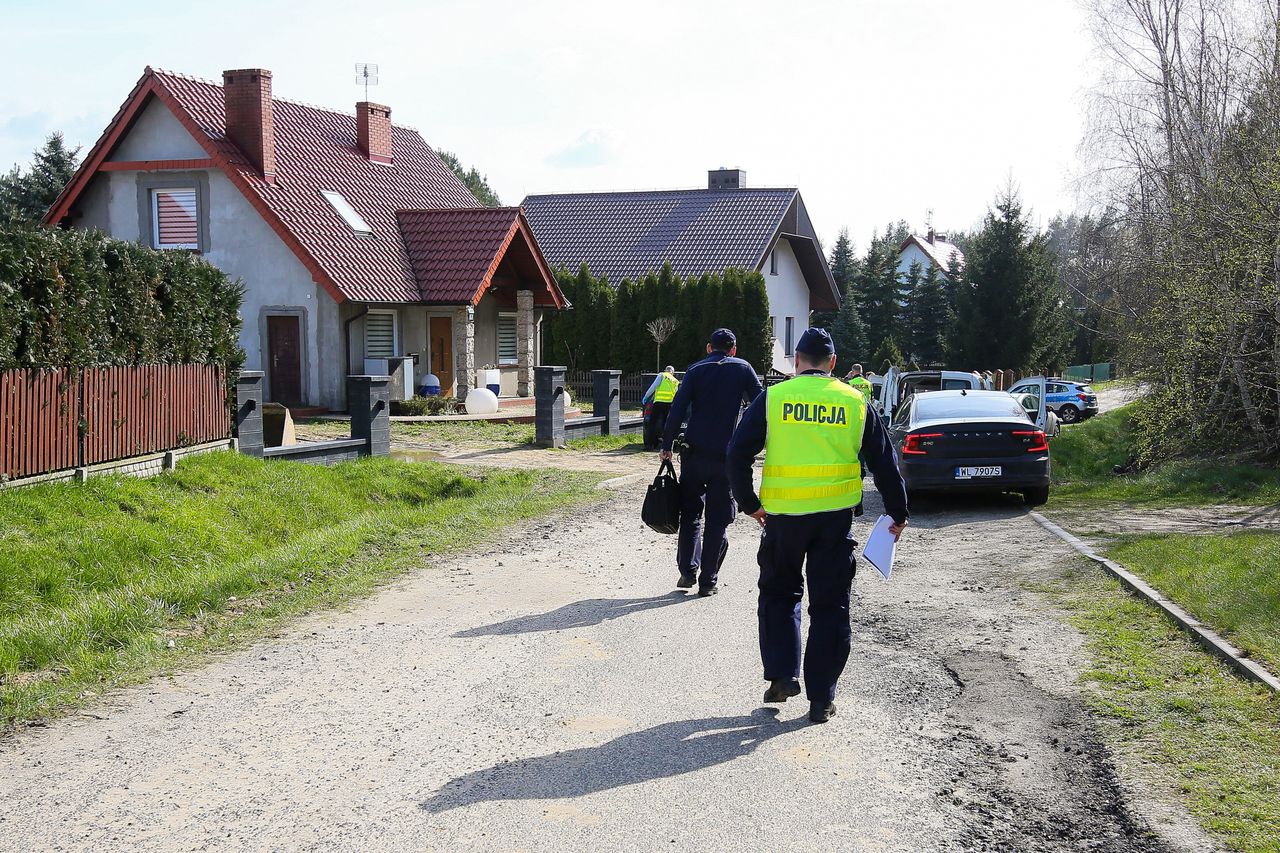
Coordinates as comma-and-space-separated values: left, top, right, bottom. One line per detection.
877, 368, 994, 422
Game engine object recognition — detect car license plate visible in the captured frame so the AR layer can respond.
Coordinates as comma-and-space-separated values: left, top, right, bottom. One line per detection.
955, 466, 1001, 479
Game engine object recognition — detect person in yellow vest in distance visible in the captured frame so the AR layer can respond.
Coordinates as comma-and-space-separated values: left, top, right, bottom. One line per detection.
641, 366, 679, 451
844, 363, 874, 403
727, 328, 908, 724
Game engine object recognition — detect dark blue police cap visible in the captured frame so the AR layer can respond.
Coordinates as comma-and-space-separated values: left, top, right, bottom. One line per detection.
709, 328, 737, 349
795, 327, 835, 358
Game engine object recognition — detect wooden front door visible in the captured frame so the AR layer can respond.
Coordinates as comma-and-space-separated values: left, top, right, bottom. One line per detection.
429, 316, 454, 395
267, 315, 304, 406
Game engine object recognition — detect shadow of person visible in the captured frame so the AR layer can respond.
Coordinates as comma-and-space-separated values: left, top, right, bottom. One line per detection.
421, 708, 805, 813
454, 592, 693, 637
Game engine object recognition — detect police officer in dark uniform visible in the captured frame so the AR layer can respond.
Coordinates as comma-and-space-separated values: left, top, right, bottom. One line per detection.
727, 328, 908, 723
659, 328, 764, 596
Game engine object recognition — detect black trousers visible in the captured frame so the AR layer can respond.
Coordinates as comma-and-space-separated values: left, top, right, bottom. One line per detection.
677, 451, 734, 589
756, 509, 856, 704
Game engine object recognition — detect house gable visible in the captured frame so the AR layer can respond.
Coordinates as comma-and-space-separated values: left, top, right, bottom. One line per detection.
108, 97, 207, 162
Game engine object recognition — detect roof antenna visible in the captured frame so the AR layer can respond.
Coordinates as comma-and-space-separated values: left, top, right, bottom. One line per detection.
355, 63, 379, 101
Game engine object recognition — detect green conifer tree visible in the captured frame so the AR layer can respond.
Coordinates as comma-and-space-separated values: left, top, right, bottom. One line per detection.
908, 264, 951, 366
0, 132, 81, 226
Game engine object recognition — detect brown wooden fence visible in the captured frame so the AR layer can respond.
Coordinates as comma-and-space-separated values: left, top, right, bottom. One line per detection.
1, 365, 229, 481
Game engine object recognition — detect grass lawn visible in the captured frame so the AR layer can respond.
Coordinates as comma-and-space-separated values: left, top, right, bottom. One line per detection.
1051, 408, 1280, 507
1104, 532, 1280, 674
297, 418, 645, 453
0, 451, 603, 729
1046, 561, 1280, 852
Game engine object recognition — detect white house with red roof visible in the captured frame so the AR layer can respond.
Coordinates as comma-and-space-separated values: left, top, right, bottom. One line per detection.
45, 67, 565, 410
896, 229, 965, 289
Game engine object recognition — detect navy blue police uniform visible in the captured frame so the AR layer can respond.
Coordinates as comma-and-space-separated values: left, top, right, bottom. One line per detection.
661, 329, 764, 595
727, 328, 908, 722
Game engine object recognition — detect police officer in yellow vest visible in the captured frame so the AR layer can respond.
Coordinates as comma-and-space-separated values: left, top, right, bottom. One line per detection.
844, 363, 874, 403
727, 328, 908, 723
642, 366, 679, 450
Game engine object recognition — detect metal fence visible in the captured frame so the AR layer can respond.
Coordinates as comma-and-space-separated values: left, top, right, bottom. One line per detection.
1064, 362, 1113, 382
1, 364, 229, 482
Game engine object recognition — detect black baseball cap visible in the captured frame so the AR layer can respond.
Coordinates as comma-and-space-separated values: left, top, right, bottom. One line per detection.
795, 327, 835, 358
709, 328, 736, 349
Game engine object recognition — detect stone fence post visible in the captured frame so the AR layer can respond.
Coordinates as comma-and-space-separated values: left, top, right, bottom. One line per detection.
235, 371, 264, 458
593, 369, 620, 434
535, 366, 566, 448
348, 375, 390, 457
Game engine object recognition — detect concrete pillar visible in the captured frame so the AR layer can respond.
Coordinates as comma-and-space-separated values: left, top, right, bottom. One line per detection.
235, 370, 265, 458
535, 366, 566, 448
593, 369, 621, 434
452, 306, 475, 401
516, 289, 536, 398
348, 375, 391, 457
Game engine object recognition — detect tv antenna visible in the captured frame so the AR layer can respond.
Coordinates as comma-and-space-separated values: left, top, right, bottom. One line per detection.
924, 207, 934, 232
355, 63, 379, 101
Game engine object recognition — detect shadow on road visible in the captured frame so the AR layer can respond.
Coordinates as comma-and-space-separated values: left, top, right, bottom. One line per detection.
420, 708, 806, 813
454, 592, 694, 637
904, 491, 1030, 529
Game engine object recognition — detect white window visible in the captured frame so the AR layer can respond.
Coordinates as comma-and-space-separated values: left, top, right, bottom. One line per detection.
770, 250, 778, 275
151, 188, 198, 249
365, 311, 396, 358
769, 316, 776, 342
321, 190, 373, 236
497, 313, 518, 365
784, 317, 795, 356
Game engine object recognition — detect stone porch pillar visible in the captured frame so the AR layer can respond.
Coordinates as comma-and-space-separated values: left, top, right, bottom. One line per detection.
452, 305, 475, 400
516, 289, 536, 397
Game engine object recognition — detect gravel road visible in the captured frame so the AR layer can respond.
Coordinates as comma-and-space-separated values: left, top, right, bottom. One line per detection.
0, 477, 1215, 852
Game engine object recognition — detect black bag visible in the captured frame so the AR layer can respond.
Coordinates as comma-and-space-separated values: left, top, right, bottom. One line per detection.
642, 459, 682, 534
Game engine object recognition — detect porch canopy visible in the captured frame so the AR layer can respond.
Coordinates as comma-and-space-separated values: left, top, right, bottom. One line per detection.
397, 207, 565, 397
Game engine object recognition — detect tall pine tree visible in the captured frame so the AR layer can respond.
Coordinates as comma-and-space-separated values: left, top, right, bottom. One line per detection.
814, 229, 858, 330
0, 132, 81, 226
907, 263, 950, 366
831, 281, 870, 375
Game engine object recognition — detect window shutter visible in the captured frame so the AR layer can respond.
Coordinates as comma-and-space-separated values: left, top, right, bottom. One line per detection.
365, 313, 395, 358
498, 315, 517, 364
154, 189, 198, 248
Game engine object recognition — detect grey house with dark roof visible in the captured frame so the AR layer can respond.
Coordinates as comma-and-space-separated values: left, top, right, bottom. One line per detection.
522, 169, 840, 373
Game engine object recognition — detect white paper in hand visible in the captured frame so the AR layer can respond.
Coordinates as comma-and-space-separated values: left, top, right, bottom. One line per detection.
861, 515, 898, 580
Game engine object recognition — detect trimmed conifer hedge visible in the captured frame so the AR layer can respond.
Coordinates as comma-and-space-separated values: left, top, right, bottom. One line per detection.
542, 262, 774, 374
0, 226, 244, 370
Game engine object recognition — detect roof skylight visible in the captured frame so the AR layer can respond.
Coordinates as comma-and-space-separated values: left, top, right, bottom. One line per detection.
321, 190, 373, 236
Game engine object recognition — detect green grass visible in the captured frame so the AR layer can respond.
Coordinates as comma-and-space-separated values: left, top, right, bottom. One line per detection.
298, 417, 647, 453
1046, 561, 1280, 852
1104, 532, 1280, 674
1051, 408, 1280, 506
0, 451, 602, 728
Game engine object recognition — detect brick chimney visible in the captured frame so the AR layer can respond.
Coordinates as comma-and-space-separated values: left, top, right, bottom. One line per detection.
222, 69, 276, 183
356, 102, 393, 164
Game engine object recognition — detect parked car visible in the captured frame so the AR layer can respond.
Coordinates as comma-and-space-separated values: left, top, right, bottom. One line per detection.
887, 384, 1051, 506
876, 368, 994, 422
1012, 392, 1061, 437
1009, 378, 1098, 424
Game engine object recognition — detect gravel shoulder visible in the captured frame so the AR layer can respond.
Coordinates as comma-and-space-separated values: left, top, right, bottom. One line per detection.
0, 478, 1215, 852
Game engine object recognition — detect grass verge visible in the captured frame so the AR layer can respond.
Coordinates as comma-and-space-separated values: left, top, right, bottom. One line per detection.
1045, 561, 1280, 851
0, 451, 603, 729
1051, 408, 1280, 507
1104, 532, 1280, 675
297, 418, 647, 452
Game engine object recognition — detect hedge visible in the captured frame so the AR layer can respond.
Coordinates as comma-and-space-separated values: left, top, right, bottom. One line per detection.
0, 226, 244, 371
542, 262, 773, 374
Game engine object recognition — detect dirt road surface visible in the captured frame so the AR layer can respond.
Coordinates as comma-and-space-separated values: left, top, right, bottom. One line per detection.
0, 473, 1215, 852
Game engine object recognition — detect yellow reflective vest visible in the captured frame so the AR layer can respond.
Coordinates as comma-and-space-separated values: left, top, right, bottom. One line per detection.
654, 372, 679, 403
760, 374, 867, 515
847, 375, 874, 403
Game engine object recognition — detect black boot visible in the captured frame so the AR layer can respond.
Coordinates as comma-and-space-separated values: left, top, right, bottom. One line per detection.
676, 572, 696, 589
763, 679, 801, 703
808, 701, 837, 723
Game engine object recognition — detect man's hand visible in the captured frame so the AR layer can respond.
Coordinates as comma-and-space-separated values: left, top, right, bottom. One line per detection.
750, 508, 767, 528
659, 449, 672, 461
888, 519, 908, 541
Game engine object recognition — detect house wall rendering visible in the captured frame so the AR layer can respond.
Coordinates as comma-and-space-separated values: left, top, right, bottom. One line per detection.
68, 97, 343, 408
763, 238, 810, 373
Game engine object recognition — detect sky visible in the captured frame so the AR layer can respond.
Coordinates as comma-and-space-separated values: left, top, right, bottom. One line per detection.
0, 0, 1095, 249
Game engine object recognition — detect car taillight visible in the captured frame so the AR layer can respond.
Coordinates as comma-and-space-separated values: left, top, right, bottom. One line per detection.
1012, 430, 1048, 452
902, 432, 943, 455
1077, 393, 1088, 402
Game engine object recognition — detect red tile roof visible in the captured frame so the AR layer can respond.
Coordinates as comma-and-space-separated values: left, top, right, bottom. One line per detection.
47, 68, 563, 307
398, 208, 564, 307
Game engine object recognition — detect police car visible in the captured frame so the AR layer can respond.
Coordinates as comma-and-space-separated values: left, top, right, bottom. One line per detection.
1008, 378, 1099, 424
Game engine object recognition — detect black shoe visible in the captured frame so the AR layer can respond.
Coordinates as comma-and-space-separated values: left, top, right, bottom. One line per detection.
676, 573, 696, 589
763, 679, 801, 703
697, 585, 718, 597
809, 701, 837, 724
